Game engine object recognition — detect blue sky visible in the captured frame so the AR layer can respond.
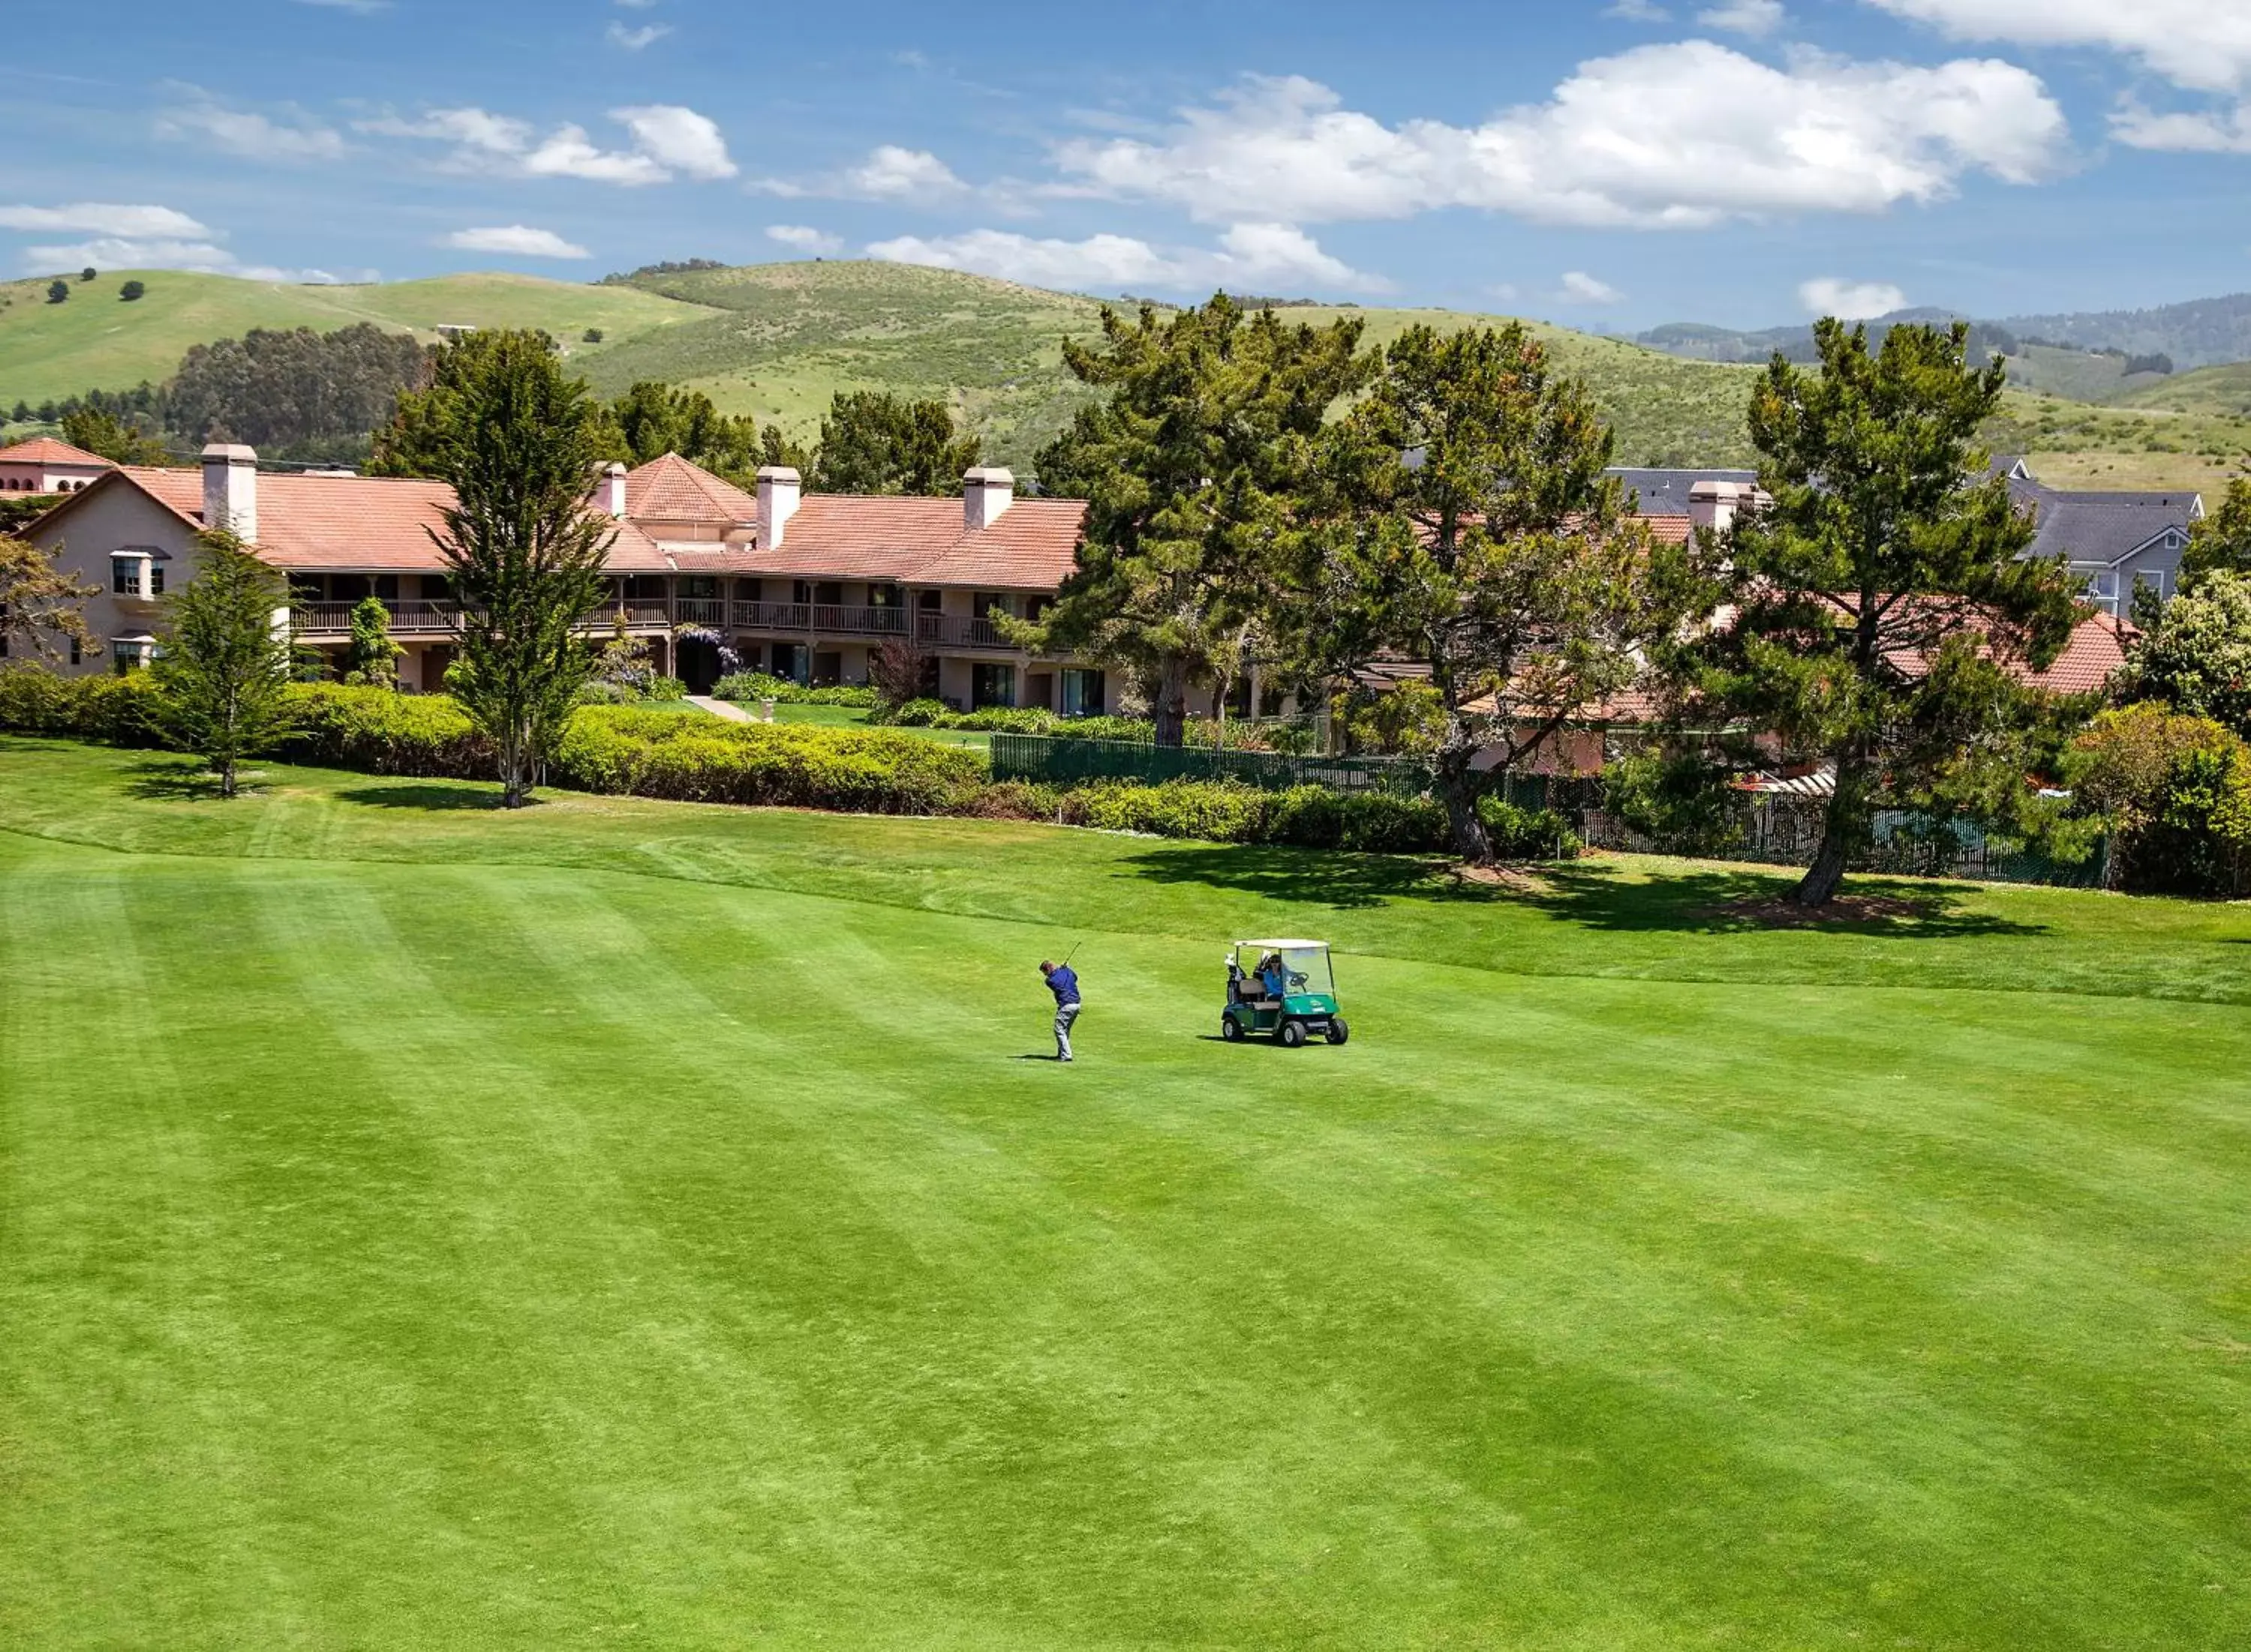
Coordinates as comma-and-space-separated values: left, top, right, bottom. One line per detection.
8, 0, 2249, 328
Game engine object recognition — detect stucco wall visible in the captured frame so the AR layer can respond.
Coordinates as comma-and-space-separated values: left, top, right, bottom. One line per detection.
26, 485, 203, 675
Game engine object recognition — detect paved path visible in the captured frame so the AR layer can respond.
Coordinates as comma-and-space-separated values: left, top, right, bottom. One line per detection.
686, 695, 755, 722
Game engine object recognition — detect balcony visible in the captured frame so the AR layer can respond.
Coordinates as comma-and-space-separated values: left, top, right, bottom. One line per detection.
731, 599, 912, 638
675, 596, 726, 626
290, 600, 673, 638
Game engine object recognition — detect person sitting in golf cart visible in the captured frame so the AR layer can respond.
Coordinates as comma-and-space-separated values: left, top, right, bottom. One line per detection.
1222, 939, 1348, 1047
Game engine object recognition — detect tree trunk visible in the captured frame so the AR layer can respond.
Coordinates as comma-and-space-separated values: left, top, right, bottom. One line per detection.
500, 718, 531, 809
1435, 736, 1489, 863
1151, 656, 1189, 748
218, 755, 237, 800
1793, 753, 1870, 906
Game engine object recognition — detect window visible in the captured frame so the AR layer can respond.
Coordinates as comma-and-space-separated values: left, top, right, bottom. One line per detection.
69, 636, 82, 666
112, 554, 145, 596
869, 583, 901, 608
2077, 566, 2119, 604
973, 590, 1013, 619
972, 662, 1016, 709
918, 589, 943, 611
148, 560, 164, 596
110, 639, 151, 674
2135, 569, 2169, 602
372, 575, 399, 601
792, 580, 813, 606
1060, 667, 1105, 718
678, 575, 718, 599
813, 581, 843, 605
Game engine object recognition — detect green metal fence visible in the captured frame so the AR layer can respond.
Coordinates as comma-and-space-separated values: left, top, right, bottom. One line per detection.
988, 734, 1433, 794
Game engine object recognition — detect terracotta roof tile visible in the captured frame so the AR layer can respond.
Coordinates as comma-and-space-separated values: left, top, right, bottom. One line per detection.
0, 435, 113, 467
757, 493, 1088, 588
624, 453, 759, 525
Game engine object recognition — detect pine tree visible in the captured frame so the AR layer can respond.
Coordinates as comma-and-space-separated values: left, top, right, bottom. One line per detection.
1671, 320, 2083, 906
421, 331, 615, 807
154, 531, 299, 797
809, 392, 981, 496
1303, 323, 1678, 860
344, 594, 404, 688
1027, 295, 1368, 745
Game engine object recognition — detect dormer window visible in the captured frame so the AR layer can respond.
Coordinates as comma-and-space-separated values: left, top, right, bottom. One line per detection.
110, 551, 162, 599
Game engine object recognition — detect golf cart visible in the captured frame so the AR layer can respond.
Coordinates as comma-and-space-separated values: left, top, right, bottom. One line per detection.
1222, 939, 1348, 1047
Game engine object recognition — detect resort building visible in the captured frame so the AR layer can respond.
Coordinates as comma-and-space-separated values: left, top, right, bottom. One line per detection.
0, 435, 113, 494
23, 446, 1116, 711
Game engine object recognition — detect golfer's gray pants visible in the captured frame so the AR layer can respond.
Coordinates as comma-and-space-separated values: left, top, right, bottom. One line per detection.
1054, 1002, 1081, 1060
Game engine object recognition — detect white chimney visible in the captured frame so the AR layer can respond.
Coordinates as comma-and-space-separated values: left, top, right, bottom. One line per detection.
757, 464, 801, 548
1687, 479, 1745, 536
201, 443, 257, 542
964, 465, 1014, 530
599, 461, 628, 518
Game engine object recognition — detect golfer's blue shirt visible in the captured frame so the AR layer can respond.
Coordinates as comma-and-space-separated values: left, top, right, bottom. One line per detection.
1047, 966, 1080, 1006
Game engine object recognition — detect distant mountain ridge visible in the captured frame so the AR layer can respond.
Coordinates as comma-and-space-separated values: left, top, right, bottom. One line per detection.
1637, 293, 2251, 374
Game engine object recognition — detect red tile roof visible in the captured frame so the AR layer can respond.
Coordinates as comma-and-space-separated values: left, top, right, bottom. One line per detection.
36, 452, 1087, 589
624, 453, 759, 525
756, 493, 1088, 588
54, 466, 671, 574
2023, 612, 2132, 696
0, 436, 113, 467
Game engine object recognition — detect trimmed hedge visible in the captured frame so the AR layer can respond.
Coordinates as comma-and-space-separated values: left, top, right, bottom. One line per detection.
1, 667, 1577, 858
713, 672, 878, 708
550, 707, 987, 815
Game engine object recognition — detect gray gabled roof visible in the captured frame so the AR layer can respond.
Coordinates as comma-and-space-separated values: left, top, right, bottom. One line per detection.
2010, 477, 2203, 567
1606, 467, 1757, 517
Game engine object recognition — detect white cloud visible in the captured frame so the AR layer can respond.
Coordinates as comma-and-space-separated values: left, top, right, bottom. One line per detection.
1606, 1, 1670, 17
443, 224, 591, 259
845, 146, 966, 199
1698, 0, 1785, 35
2111, 102, 2251, 152
1799, 275, 1910, 317
1559, 271, 1624, 303
1053, 47, 2065, 230
155, 93, 347, 162
359, 103, 732, 185
1865, 2, 2251, 93
867, 221, 1388, 295
766, 224, 844, 254
606, 22, 670, 50
17, 236, 341, 283
0, 203, 212, 238
615, 105, 737, 179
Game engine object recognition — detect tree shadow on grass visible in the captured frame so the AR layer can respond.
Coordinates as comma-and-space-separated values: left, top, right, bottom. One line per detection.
1121, 841, 2045, 938
125, 758, 224, 800
332, 782, 522, 811
1120, 843, 1486, 912
1528, 860, 2045, 939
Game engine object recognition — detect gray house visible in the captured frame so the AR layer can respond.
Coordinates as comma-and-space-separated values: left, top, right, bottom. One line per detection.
1615, 461, 2204, 619
1997, 459, 2204, 618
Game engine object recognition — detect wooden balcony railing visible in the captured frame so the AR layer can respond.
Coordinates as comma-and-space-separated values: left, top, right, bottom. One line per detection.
291, 599, 674, 636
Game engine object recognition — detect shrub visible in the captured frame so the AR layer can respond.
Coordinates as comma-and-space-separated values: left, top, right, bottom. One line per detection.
643, 674, 687, 701
280, 683, 491, 776
0, 664, 167, 746
877, 697, 949, 726
1062, 780, 1270, 842
956, 780, 1062, 821
549, 707, 986, 815
2072, 702, 2251, 894
712, 671, 878, 707
1268, 786, 1450, 853
1476, 795, 1581, 860
1600, 751, 1746, 856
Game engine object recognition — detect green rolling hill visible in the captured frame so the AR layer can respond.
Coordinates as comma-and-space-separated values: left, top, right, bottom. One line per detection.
0, 269, 720, 409
3, 261, 2244, 491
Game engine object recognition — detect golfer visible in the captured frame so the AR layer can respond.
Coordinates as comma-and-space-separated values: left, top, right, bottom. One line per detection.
1038, 958, 1082, 1062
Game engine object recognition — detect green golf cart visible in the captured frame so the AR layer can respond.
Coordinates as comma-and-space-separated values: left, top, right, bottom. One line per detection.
1222, 939, 1348, 1047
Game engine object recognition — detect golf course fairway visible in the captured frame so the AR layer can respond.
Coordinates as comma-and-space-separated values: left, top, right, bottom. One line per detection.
2, 736, 2247, 1650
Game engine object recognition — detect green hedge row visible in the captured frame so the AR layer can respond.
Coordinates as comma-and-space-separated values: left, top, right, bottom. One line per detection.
1053, 781, 1578, 858
551, 708, 986, 814
712, 672, 879, 707
2, 668, 1576, 858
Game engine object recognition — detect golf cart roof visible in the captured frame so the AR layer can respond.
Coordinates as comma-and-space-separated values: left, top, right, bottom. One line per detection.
1236, 939, 1328, 951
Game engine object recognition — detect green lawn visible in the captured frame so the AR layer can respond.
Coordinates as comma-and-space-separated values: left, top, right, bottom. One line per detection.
762, 700, 994, 749
3, 736, 2248, 1650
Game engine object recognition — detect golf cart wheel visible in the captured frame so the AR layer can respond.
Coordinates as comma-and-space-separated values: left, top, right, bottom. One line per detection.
1221, 1015, 1244, 1043
1326, 1017, 1350, 1045
1278, 1019, 1309, 1049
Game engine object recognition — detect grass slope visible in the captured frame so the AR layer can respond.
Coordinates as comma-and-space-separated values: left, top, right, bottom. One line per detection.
0, 270, 718, 409
4, 735, 2249, 1650
4, 261, 2243, 490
